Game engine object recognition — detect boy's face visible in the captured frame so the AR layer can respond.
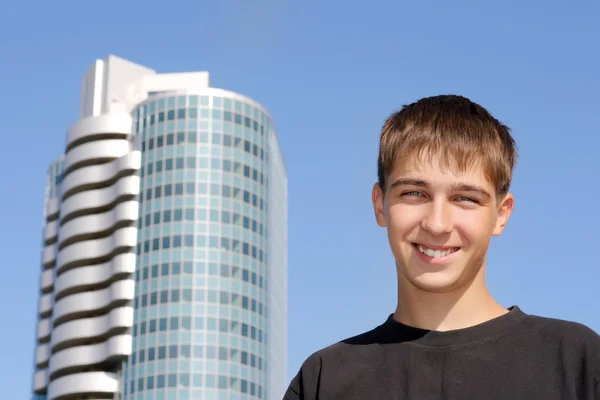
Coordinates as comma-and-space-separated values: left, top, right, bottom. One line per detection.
372, 153, 514, 294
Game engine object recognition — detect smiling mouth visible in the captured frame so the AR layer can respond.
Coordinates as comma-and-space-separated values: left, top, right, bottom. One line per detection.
412, 243, 460, 258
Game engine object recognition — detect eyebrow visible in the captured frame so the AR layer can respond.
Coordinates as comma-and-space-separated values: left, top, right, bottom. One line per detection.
389, 178, 492, 199
389, 178, 429, 190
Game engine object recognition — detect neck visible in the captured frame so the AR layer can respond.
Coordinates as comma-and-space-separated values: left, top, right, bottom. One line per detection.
393, 262, 507, 332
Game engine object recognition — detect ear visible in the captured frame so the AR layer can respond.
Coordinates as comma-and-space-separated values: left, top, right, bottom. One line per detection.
372, 183, 387, 227
492, 193, 515, 236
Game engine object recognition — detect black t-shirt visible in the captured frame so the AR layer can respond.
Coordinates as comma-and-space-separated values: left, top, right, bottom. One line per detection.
283, 307, 600, 399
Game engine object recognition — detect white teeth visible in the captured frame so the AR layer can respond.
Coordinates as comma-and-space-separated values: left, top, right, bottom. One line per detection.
417, 245, 457, 258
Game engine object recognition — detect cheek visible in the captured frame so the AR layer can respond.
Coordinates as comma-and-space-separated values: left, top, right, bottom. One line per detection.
387, 205, 422, 235
455, 210, 496, 241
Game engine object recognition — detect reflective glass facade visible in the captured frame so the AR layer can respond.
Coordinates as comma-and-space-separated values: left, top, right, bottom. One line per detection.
123, 92, 283, 400
43, 157, 65, 215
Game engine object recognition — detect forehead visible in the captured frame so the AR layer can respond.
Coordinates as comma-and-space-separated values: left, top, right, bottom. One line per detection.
389, 151, 493, 187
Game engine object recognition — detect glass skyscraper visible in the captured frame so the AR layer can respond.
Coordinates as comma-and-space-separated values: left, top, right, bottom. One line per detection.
31, 55, 287, 400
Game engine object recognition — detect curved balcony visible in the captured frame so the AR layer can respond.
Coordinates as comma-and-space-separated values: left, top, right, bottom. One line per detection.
63, 139, 132, 176
40, 269, 54, 293
33, 369, 48, 393
38, 293, 53, 317
59, 175, 140, 224
37, 318, 51, 342
47, 371, 119, 400
35, 343, 50, 368
55, 227, 137, 274
48, 334, 132, 378
44, 219, 58, 244
66, 112, 132, 150
42, 244, 56, 269
54, 252, 136, 299
61, 151, 140, 200
46, 197, 59, 221
51, 306, 133, 351
58, 201, 139, 248
52, 279, 135, 325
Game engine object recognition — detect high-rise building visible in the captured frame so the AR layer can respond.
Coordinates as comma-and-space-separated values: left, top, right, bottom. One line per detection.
32, 55, 288, 400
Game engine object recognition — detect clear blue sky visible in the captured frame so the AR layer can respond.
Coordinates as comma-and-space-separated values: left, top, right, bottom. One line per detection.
1, 1, 599, 397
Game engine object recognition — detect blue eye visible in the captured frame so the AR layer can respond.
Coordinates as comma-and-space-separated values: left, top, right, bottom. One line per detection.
402, 191, 423, 197
457, 196, 477, 203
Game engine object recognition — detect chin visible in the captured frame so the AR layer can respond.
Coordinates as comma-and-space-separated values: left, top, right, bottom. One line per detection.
407, 273, 464, 293
397, 261, 466, 294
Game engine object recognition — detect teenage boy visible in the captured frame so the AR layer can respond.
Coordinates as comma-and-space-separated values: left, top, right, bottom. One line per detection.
283, 95, 600, 399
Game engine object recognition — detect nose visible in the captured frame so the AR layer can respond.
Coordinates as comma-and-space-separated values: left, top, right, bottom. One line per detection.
420, 199, 453, 236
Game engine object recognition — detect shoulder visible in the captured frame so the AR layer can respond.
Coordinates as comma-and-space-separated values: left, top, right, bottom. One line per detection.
527, 313, 600, 346
308, 322, 390, 364
284, 324, 386, 398
524, 313, 600, 374
296, 324, 384, 374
